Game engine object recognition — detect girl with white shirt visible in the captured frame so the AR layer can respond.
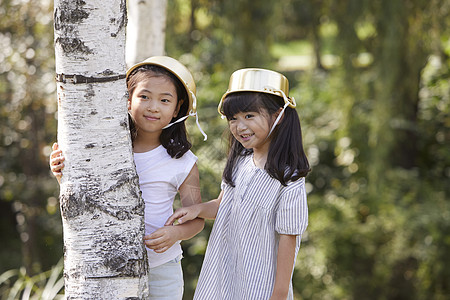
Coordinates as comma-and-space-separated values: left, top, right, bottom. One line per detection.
166, 68, 310, 300
50, 56, 206, 300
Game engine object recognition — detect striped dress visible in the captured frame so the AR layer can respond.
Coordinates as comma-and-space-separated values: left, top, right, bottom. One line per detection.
194, 154, 308, 300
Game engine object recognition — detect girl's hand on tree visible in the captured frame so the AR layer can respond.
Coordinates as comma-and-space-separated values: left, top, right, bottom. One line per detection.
165, 205, 200, 226
49, 142, 65, 183
144, 226, 180, 253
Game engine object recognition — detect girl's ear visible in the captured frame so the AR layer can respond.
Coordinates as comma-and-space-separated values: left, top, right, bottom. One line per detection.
127, 98, 132, 110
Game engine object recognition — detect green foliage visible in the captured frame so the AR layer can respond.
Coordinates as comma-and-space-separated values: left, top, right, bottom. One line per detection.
0, 0, 63, 274
284, 2, 450, 298
0, 259, 64, 300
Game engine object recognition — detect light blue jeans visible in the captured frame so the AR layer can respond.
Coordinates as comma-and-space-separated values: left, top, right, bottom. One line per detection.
148, 255, 183, 300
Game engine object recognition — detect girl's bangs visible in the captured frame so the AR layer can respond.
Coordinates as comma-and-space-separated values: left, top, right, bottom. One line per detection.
222, 92, 261, 119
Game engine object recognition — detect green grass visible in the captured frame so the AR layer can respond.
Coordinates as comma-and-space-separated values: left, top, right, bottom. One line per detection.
0, 259, 64, 300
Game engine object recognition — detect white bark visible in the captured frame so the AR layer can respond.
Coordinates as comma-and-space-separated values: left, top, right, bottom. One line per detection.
126, 0, 168, 66
54, 0, 148, 298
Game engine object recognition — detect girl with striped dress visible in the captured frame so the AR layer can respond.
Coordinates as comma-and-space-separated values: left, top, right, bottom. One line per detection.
166, 68, 310, 299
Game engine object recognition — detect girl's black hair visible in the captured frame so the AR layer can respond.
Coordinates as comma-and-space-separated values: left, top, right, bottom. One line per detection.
127, 65, 191, 158
222, 92, 310, 186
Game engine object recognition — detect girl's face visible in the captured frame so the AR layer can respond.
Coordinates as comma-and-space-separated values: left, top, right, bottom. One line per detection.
128, 75, 180, 137
228, 109, 274, 153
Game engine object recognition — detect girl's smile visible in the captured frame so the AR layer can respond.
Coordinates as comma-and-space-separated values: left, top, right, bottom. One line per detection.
240, 133, 254, 141
144, 115, 160, 121
229, 111, 272, 153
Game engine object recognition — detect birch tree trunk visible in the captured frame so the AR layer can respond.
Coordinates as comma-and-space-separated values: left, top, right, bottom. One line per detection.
126, 0, 168, 66
54, 0, 148, 298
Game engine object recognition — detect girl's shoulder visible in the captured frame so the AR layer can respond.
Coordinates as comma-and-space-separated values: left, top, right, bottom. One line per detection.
233, 153, 254, 174
179, 149, 197, 161
280, 176, 305, 193
171, 149, 198, 169
157, 149, 198, 184
221, 153, 253, 189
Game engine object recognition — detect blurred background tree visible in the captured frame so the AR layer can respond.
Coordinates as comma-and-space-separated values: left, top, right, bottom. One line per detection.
0, 0, 61, 275
1, 0, 449, 299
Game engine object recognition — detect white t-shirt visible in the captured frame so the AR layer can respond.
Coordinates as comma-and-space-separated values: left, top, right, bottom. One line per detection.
134, 145, 197, 268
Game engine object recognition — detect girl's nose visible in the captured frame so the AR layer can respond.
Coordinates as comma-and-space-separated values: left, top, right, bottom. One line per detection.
236, 120, 247, 131
147, 100, 159, 112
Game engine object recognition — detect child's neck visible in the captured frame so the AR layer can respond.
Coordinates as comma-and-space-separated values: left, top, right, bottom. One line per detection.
252, 148, 269, 169
251, 138, 271, 169
133, 133, 161, 153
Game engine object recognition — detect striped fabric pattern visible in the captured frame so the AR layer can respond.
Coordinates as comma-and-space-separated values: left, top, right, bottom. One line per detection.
194, 154, 308, 300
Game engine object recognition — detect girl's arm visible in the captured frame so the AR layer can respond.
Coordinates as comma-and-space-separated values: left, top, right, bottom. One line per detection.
144, 163, 205, 253
270, 234, 297, 300
165, 190, 223, 225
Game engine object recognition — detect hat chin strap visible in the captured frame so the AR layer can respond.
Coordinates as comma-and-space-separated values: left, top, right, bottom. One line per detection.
264, 87, 292, 141
162, 92, 207, 141
265, 100, 289, 141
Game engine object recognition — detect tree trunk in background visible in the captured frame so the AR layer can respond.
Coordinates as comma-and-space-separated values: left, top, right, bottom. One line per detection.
53, 0, 148, 298
368, 0, 426, 192
126, 0, 168, 66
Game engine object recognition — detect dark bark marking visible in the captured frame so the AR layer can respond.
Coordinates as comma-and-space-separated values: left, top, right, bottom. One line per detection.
106, 169, 138, 194
60, 170, 142, 221
120, 118, 128, 129
110, 0, 127, 38
115, 210, 131, 220
54, 3, 89, 30
103, 253, 147, 277
84, 84, 95, 99
55, 73, 126, 84
100, 69, 115, 76
60, 189, 86, 218
89, 232, 148, 277
54, 37, 93, 55
54, 0, 92, 55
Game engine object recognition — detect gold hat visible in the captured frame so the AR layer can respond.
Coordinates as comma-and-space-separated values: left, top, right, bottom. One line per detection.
218, 68, 296, 115
127, 56, 197, 115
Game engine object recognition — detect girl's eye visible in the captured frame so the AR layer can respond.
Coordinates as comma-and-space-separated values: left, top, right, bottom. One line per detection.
161, 98, 170, 103
245, 114, 254, 119
139, 94, 148, 100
